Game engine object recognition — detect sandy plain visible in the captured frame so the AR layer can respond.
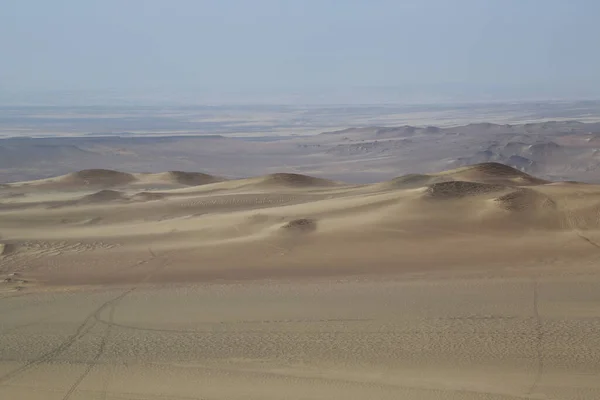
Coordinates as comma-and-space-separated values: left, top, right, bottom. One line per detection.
1, 163, 600, 399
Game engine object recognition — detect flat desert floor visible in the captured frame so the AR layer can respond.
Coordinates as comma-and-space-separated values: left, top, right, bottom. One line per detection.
2, 163, 600, 399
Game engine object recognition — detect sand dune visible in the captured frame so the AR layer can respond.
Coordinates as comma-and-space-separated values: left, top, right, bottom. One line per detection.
253, 172, 339, 188
5, 169, 137, 191
7, 169, 226, 193
78, 189, 128, 204
423, 181, 508, 199
2, 163, 600, 399
376, 164, 545, 192
136, 170, 225, 186
376, 173, 440, 189
2, 162, 600, 286
130, 191, 169, 201
494, 188, 557, 212
61, 169, 136, 186
437, 162, 548, 185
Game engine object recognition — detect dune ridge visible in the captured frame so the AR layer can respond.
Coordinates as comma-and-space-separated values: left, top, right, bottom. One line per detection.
60, 169, 137, 187
377, 174, 440, 189
77, 189, 128, 204
255, 172, 338, 188
438, 162, 548, 185
131, 191, 169, 201
494, 188, 557, 212
423, 181, 508, 199
138, 171, 225, 186
3, 162, 600, 400
4, 163, 600, 287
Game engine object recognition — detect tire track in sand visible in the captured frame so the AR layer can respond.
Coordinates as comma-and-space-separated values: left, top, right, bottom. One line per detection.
0, 288, 130, 385
61, 250, 171, 400
0, 247, 167, 397
526, 279, 543, 396
60, 291, 129, 400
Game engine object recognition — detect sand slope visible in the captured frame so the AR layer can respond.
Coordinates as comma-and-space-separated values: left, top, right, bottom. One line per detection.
2, 163, 600, 286
135, 170, 225, 186
6, 169, 225, 192
14, 169, 138, 189
435, 162, 548, 185
2, 163, 600, 399
2, 276, 600, 400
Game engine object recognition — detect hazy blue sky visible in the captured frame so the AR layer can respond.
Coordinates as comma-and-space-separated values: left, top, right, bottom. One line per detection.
2, 0, 600, 103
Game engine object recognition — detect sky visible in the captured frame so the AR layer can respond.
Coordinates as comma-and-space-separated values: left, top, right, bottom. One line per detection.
2, 0, 600, 104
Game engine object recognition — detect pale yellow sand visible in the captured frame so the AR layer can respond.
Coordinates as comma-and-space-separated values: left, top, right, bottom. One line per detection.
1, 163, 600, 399
1, 276, 600, 400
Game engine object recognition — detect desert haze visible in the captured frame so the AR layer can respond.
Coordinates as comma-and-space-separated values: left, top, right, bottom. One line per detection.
2, 161, 600, 399
4, 0, 600, 397
3, 107, 600, 184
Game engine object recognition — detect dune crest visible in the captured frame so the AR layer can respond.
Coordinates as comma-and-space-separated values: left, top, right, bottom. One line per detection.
255, 173, 337, 188
439, 162, 547, 185
378, 174, 439, 189
60, 169, 136, 187
131, 191, 168, 201
6, 162, 600, 285
144, 171, 224, 186
424, 181, 508, 199
78, 189, 127, 203
494, 189, 557, 212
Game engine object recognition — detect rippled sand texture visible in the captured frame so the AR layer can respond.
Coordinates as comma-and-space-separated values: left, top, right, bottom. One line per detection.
1, 277, 600, 400
2, 163, 600, 399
